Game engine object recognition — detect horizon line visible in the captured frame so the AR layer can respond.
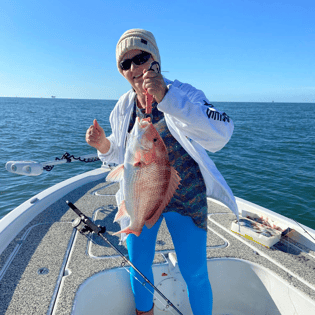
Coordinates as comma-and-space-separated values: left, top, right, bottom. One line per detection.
0, 96, 314, 104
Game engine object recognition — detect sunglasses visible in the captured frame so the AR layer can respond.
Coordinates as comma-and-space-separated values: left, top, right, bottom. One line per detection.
120, 51, 151, 71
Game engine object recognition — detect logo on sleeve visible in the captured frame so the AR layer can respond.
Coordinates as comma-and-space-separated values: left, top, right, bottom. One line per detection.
203, 101, 230, 122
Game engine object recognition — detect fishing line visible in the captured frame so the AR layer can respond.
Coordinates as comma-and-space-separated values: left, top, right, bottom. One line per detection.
292, 219, 315, 242
120, 262, 178, 314
80, 218, 176, 312
66, 201, 183, 315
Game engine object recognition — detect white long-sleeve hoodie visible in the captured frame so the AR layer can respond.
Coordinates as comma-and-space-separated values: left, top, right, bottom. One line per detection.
98, 78, 239, 224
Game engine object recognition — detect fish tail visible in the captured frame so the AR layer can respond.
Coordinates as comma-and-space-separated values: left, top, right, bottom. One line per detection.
113, 227, 142, 237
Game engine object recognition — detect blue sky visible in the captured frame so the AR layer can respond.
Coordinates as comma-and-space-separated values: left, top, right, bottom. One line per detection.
1, 0, 314, 102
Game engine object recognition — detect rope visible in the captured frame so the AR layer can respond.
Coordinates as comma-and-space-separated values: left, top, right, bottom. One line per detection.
43, 152, 100, 171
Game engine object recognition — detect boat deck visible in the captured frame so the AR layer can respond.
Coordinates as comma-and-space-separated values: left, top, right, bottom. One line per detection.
1, 175, 315, 314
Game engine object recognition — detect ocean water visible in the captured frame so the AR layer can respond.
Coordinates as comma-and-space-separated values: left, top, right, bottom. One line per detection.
1, 98, 314, 229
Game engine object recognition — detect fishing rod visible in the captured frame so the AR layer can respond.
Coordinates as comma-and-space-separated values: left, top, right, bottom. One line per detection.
5, 152, 100, 176
292, 219, 315, 242
66, 201, 183, 315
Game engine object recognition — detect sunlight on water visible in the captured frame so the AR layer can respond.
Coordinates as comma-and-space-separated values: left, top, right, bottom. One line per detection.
1, 98, 314, 229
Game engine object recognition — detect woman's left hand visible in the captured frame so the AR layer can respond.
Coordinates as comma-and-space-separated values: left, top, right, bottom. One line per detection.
142, 69, 168, 103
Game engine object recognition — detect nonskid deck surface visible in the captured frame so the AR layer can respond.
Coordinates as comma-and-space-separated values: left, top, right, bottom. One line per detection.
0, 176, 315, 315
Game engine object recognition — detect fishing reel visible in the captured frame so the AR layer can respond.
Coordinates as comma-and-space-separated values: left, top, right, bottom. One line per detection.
71, 216, 105, 236
67, 201, 106, 236
66, 200, 183, 315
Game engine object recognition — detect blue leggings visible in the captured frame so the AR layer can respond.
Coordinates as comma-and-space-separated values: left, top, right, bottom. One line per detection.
126, 212, 213, 314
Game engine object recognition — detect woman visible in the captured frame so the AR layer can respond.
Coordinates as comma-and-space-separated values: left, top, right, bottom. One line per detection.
86, 29, 239, 315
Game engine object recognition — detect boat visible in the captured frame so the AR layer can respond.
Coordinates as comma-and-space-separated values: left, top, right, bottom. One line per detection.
1, 162, 315, 315
51, 96, 56, 98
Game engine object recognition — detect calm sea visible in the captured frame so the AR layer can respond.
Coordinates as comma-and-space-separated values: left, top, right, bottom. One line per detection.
1, 98, 314, 229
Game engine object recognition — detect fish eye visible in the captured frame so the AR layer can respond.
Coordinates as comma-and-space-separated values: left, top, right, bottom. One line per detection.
153, 138, 158, 142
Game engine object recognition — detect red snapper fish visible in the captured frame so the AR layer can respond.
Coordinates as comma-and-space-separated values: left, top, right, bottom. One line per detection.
106, 116, 181, 237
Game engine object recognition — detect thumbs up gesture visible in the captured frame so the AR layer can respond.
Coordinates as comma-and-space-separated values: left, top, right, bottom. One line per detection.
86, 119, 110, 154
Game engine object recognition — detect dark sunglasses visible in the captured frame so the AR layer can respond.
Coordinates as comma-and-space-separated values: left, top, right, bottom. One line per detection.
120, 51, 151, 71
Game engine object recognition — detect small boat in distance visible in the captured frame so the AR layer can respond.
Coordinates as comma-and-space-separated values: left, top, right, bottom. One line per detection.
51, 96, 56, 98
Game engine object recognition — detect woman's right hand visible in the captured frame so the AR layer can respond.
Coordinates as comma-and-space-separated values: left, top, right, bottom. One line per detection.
86, 119, 110, 154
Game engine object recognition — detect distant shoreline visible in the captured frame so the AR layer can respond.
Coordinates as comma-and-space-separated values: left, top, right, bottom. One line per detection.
0, 96, 314, 104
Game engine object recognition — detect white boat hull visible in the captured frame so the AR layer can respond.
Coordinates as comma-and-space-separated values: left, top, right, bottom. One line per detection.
72, 258, 315, 315
1, 167, 315, 315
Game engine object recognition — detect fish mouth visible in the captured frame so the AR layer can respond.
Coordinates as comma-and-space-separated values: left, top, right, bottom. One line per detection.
128, 117, 152, 152
138, 117, 151, 128
129, 120, 149, 152
133, 117, 151, 130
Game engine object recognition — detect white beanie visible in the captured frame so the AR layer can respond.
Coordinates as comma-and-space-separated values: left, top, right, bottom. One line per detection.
116, 29, 161, 74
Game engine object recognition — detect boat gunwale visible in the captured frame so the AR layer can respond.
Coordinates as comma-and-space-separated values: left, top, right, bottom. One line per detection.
0, 167, 109, 257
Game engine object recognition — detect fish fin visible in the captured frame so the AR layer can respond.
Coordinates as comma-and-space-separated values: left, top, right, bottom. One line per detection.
113, 227, 141, 237
145, 167, 181, 229
106, 164, 124, 182
113, 200, 129, 222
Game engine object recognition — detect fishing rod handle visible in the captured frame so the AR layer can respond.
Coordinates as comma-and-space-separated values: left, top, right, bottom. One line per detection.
66, 201, 183, 315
